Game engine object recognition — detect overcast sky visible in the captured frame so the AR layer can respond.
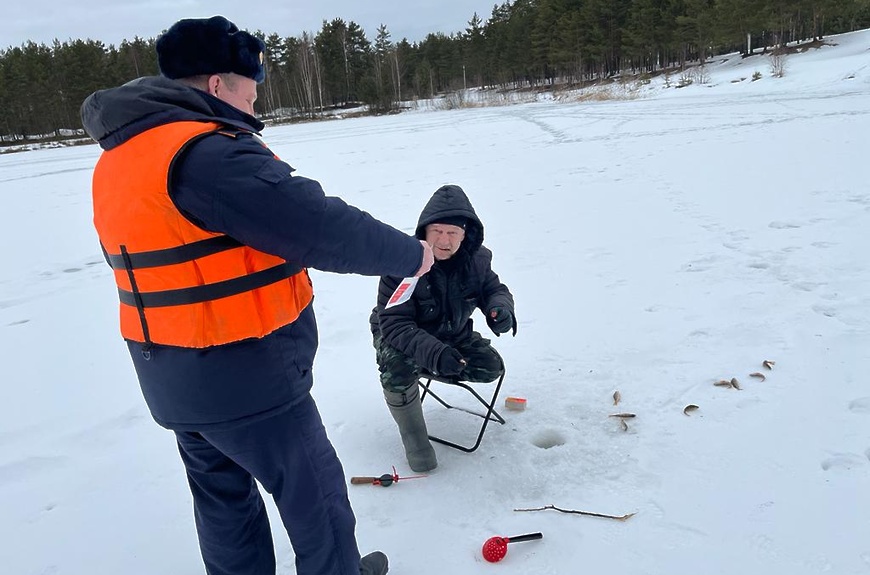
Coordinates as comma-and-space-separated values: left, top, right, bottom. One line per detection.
2, 0, 497, 49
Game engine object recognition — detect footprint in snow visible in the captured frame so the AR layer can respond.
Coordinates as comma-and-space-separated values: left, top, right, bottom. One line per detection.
812, 304, 838, 319
820, 453, 866, 472
680, 255, 720, 273
0, 456, 67, 486
848, 397, 870, 413
789, 281, 820, 292
769, 221, 801, 229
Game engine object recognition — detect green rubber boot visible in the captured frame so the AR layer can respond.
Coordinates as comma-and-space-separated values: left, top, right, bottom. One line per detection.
383, 386, 437, 472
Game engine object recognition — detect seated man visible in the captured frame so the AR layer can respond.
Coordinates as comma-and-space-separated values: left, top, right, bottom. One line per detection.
369, 184, 517, 472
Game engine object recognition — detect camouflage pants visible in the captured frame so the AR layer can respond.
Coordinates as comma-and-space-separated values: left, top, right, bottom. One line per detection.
373, 332, 503, 393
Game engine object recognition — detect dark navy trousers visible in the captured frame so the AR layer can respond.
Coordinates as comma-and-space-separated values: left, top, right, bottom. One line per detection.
175, 393, 361, 575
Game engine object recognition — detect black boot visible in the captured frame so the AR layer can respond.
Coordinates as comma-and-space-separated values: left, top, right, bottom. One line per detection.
383, 386, 437, 472
360, 550, 389, 575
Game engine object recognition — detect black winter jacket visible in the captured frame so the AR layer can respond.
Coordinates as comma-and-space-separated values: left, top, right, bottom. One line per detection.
370, 185, 515, 373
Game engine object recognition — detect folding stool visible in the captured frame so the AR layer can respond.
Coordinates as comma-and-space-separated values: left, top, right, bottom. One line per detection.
417, 356, 506, 453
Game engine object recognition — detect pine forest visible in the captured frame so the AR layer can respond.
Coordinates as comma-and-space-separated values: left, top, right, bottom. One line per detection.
1, 0, 869, 142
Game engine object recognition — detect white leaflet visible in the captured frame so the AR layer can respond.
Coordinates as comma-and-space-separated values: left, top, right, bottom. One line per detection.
385, 276, 419, 309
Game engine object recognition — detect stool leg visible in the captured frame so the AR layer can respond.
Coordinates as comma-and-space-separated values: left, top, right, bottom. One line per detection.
383, 387, 437, 472
418, 369, 506, 453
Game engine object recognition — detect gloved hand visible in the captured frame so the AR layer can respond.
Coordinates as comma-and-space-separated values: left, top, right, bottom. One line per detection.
487, 307, 516, 336
435, 347, 466, 377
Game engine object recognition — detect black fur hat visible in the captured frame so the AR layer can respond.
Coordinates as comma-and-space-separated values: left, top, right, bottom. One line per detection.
156, 16, 266, 83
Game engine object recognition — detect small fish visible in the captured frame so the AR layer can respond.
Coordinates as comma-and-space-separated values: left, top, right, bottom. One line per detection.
609, 413, 636, 419
749, 372, 766, 382
714, 380, 733, 387
730, 377, 742, 390
763, 360, 776, 370
620, 419, 629, 432
683, 404, 700, 416
613, 391, 621, 406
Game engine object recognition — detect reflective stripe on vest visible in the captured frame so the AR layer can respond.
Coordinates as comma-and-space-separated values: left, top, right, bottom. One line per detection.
92, 121, 313, 348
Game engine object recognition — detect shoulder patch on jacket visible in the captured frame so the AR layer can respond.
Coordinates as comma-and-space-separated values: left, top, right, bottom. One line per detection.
255, 159, 294, 184
214, 128, 249, 139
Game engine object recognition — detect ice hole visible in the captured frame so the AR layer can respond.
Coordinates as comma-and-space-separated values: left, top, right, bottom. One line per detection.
532, 430, 566, 449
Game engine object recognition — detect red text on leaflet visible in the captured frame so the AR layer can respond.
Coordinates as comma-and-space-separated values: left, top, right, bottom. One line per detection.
388, 283, 410, 305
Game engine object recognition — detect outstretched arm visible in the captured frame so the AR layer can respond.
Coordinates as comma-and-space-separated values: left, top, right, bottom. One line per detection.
171, 133, 425, 278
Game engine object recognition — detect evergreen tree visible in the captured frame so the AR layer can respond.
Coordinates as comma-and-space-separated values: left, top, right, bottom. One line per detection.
5, 42, 55, 137
716, 0, 767, 54
53, 39, 109, 129
624, 0, 678, 72
362, 24, 396, 112
345, 21, 373, 102
316, 18, 349, 106
675, 0, 717, 64
464, 12, 487, 87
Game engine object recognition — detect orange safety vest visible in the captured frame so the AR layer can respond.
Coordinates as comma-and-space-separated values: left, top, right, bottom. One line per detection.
92, 121, 313, 348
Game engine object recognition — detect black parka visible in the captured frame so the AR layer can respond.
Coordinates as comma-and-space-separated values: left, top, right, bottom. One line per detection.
370, 185, 515, 373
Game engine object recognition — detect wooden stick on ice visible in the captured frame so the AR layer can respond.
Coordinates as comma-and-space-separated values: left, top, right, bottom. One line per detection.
514, 504, 636, 522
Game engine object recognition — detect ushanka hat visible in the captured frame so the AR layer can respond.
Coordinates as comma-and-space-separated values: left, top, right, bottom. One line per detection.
156, 16, 266, 83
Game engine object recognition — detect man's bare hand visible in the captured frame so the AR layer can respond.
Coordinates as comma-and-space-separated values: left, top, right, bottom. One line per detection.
414, 240, 434, 277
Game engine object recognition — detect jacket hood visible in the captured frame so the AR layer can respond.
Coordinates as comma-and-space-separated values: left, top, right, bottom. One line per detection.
415, 184, 484, 255
80, 75, 263, 150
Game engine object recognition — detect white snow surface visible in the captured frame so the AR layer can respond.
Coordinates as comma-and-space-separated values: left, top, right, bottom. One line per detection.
2, 30, 870, 575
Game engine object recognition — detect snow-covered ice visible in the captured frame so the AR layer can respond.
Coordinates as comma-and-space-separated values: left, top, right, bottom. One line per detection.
1, 29, 869, 575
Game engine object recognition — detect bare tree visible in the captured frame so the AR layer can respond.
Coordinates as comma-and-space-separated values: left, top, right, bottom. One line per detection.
297, 32, 324, 117
769, 51, 786, 77
392, 50, 402, 103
